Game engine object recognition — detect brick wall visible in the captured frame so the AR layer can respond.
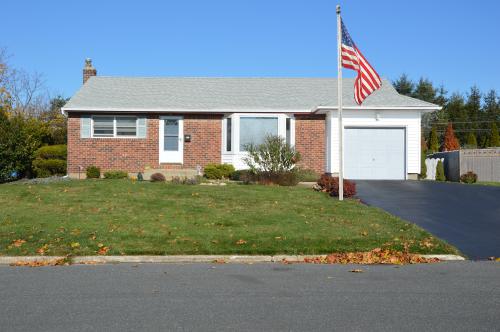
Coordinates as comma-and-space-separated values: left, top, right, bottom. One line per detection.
67, 113, 221, 174
294, 114, 326, 174
67, 112, 324, 175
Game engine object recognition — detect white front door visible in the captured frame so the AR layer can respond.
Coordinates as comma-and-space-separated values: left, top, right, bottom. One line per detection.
159, 116, 183, 163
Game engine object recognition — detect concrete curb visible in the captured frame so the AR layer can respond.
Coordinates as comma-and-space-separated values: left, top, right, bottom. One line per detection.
0, 254, 466, 265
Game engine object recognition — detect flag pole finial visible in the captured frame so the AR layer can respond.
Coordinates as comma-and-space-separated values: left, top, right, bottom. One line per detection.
336, 5, 341, 14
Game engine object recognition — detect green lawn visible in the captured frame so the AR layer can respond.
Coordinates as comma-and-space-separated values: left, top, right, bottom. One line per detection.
0, 180, 458, 256
475, 181, 500, 187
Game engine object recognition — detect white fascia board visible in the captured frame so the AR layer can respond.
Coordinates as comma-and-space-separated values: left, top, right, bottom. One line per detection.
312, 105, 441, 113
61, 107, 312, 114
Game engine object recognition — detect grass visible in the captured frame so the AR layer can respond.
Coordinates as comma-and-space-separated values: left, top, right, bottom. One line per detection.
0, 180, 458, 256
475, 181, 500, 187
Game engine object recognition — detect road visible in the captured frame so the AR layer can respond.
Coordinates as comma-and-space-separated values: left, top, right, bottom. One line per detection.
356, 180, 500, 259
0, 262, 499, 331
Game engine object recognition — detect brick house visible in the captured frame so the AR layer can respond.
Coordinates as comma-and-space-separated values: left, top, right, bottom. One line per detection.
62, 59, 440, 180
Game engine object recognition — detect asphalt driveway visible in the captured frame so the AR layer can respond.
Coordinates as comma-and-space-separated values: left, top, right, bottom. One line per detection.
356, 181, 500, 259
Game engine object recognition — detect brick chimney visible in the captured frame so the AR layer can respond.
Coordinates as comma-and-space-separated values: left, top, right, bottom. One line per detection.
83, 58, 97, 84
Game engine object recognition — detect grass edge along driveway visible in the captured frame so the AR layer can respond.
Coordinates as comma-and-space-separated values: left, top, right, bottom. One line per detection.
0, 180, 459, 256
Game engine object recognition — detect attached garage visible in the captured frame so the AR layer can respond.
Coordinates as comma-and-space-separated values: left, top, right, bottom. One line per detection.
344, 127, 406, 180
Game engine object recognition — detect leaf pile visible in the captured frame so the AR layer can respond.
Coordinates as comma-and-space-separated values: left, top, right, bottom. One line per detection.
301, 248, 440, 265
9, 257, 70, 267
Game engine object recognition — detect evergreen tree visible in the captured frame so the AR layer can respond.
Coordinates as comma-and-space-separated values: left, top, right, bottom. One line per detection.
490, 122, 500, 147
413, 78, 436, 103
483, 90, 499, 123
465, 86, 481, 139
441, 123, 460, 151
392, 74, 414, 96
428, 126, 439, 153
466, 132, 477, 148
434, 85, 448, 107
444, 93, 468, 143
435, 160, 446, 181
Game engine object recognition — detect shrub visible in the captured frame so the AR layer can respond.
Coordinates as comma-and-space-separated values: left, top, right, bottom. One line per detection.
32, 159, 66, 178
296, 168, 320, 182
255, 171, 300, 186
420, 152, 427, 180
441, 123, 460, 151
218, 163, 236, 178
86, 166, 101, 179
243, 135, 300, 173
435, 160, 446, 181
103, 170, 128, 179
460, 171, 477, 184
32, 144, 67, 178
34, 144, 67, 160
317, 174, 357, 198
203, 163, 235, 179
230, 170, 253, 184
150, 172, 166, 182
204, 164, 224, 179
172, 176, 202, 185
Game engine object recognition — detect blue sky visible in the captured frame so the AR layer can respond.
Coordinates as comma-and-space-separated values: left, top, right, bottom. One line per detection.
3, 0, 500, 98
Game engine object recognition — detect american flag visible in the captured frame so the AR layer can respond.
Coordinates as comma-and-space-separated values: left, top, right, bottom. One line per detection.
341, 19, 382, 105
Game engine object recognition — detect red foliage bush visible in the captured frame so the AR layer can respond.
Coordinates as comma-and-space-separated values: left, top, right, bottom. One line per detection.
317, 174, 357, 198
441, 122, 460, 151
150, 172, 166, 182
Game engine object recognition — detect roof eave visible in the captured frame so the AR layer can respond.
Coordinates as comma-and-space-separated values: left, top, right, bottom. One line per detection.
312, 105, 441, 114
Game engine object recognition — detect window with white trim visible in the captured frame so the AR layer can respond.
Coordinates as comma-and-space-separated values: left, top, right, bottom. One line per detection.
92, 116, 138, 138
239, 117, 278, 151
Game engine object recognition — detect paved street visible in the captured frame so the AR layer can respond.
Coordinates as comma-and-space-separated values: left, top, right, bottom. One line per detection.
0, 262, 499, 331
356, 180, 500, 259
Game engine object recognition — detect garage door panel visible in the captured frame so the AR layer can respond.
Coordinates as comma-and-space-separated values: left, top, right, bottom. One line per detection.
345, 128, 405, 180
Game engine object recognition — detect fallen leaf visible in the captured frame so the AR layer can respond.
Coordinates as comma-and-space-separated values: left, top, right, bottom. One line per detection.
236, 239, 247, 245
97, 246, 109, 255
12, 239, 26, 247
36, 244, 49, 255
349, 269, 364, 273
70, 242, 80, 249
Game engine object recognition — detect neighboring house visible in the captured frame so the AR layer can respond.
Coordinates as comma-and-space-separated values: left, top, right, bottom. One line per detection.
62, 59, 440, 180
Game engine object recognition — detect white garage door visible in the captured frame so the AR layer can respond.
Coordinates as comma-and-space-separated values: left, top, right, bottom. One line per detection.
344, 128, 406, 180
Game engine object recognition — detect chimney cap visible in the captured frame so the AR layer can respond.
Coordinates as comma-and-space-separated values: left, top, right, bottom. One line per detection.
85, 58, 94, 69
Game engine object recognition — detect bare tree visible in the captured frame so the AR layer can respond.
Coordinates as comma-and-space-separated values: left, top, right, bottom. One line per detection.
0, 47, 49, 117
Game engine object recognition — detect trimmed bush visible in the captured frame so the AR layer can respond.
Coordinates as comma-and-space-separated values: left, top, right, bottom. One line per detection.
435, 160, 446, 181
34, 145, 67, 160
317, 174, 357, 198
103, 170, 128, 179
204, 164, 223, 179
150, 172, 166, 182
460, 171, 477, 184
32, 144, 67, 178
219, 163, 236, 178
255, 171, 300, 186
32, 159, 66, 178
86, 166, 101, 179
204, 163, 235, 179
296, 168, 320, 182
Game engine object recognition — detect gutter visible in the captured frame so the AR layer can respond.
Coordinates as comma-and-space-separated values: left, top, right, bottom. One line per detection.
311, 105, 441, 114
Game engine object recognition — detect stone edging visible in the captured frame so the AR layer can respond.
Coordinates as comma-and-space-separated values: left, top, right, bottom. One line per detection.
0, 254, 466, 265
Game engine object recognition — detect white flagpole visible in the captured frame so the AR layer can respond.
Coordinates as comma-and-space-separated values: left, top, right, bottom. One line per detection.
336, 5, 344, 201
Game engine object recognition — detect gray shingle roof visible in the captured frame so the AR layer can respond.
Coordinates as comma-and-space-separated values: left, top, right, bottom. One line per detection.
63, 76, 439, 112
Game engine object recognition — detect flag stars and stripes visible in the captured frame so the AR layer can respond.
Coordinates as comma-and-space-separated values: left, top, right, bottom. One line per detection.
340, 19, 382, 105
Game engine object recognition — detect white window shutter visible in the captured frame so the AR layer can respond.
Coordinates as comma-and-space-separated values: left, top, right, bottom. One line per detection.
81, 115, 91, 138
137, 116, 147, 138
